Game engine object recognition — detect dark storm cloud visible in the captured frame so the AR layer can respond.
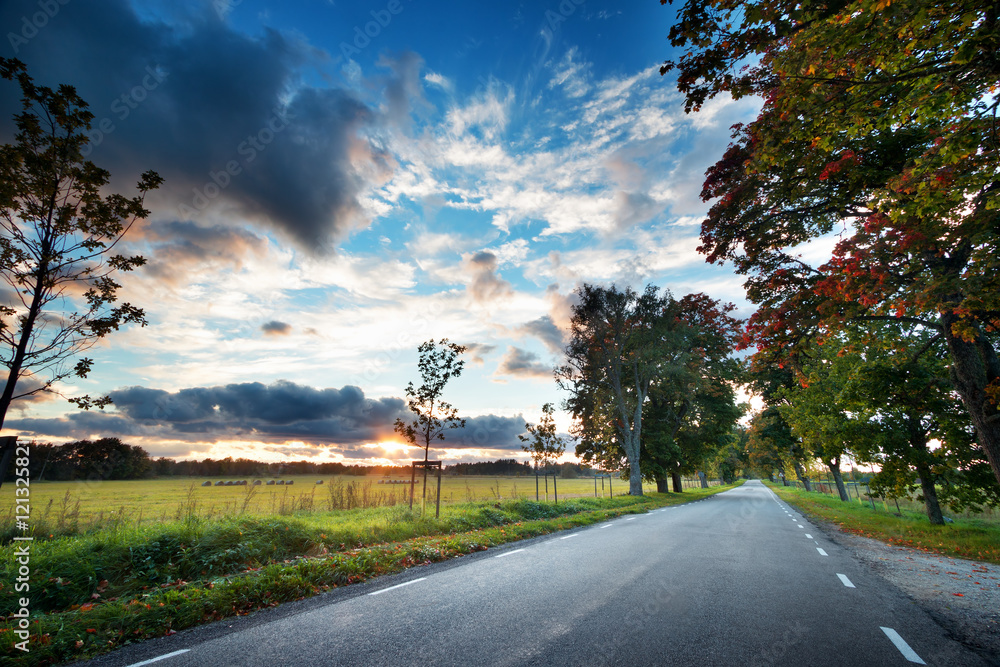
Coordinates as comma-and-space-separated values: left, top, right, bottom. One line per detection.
462, 342, 497, 365
515, 315, 565, 355
0, 0, 396, 250
613, 191, 662, 229
6, 380, 529, 451
261, 320, 292, 336
6, 411, 145, 438
9, 381, 407, 444
466, 251, 512, 303
5, 382, 407, 444
445, 414, 527, 450
109, 381, 404, 431
140, 220, 268, 283
496, 346, 553, 380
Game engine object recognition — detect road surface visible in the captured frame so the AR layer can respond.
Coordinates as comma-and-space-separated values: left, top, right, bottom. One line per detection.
82, 480, 989, 666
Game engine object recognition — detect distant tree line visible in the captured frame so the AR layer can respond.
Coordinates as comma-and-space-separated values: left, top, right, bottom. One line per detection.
10, 439, 152, 482
445, 459, 595, 477
7, 441, 589, 482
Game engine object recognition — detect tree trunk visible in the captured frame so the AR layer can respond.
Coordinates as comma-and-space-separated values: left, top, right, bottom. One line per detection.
767, 471, 775, 482
941, 311, 1000, 488
628, 462, 643, 495
915, 462, 945, 525
655, 477, 668, 493
792, 461, 812, 492
671, 470, 683, 492
827, 461, 850, 502
698, 471, 709, 488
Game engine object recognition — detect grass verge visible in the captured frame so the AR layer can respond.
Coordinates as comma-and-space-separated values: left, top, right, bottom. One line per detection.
765, 482, 1000, 565
2, 483, 740, 665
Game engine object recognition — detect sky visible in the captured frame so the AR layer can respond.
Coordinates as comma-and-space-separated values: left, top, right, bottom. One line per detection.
0, 0, 764, 466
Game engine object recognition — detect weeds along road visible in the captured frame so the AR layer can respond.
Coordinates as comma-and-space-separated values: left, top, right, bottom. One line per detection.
81, 481, 987, 667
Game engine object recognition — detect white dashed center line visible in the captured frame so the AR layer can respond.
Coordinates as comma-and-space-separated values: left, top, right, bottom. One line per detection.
560, 534, 578, 540
881, 627, 926, 664
836, 573, 855, 588
495, 549, 525, 558
125, 650, 192, 667
368, 577, 427, 596
817, 548, 828, 556
805, 534, 812, 539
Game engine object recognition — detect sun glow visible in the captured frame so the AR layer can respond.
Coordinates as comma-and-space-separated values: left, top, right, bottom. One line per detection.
366, 441, 416, 458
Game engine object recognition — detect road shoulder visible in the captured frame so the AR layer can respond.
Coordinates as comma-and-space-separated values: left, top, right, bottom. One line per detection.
810, 515, 1000, 666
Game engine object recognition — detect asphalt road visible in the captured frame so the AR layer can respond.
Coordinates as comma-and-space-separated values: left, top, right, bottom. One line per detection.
83, 481, 989, 666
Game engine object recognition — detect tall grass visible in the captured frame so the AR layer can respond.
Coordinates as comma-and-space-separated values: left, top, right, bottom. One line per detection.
766, 482, 1000, 564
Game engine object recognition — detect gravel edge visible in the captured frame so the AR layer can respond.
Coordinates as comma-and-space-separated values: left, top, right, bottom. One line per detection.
807, 515, 1000, 666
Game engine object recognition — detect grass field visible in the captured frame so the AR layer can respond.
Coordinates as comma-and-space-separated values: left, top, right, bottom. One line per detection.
765, 481, 1000, 565
0, 474, 713, 539
0, 481, 743, 666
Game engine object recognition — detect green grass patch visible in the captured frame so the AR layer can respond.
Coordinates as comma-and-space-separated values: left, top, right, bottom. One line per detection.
1, 483, 740, 665
765, 482, 1000, 565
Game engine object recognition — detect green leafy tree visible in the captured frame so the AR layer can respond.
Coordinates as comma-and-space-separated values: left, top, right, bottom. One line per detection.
640, 293, 744, 491
518, 402, 566, 472
0, 58, 161, 479
558, 284, 672, 495
745, 408, 791, 483
661, 0, 1000, 486
394, 339, 466, 503
745, 362, 814, 490
834, 325, 1000, 522
777, 343, 876, 502
707, 425, 748, 484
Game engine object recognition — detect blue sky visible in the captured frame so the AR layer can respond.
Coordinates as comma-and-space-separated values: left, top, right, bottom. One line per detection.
0, 0, 765, 465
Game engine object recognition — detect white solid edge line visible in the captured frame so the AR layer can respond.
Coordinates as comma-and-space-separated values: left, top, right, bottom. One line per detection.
125, 650, 192, 667
495, 548, 526, 558
368, 577, 427, 596
880, 627, 926, 664
837, 573, 856, 588
817, 547, 828, 556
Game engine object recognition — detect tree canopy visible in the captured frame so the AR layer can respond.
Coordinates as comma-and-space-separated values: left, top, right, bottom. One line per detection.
662, 0, 1000, 486
0, 58, 161, 426
558, 284, 743, 495
518, 402, 567, 471
393, 338, 467, 461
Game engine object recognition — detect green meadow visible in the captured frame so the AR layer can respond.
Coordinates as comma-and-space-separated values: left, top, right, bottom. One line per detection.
0, 474, 702, 538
